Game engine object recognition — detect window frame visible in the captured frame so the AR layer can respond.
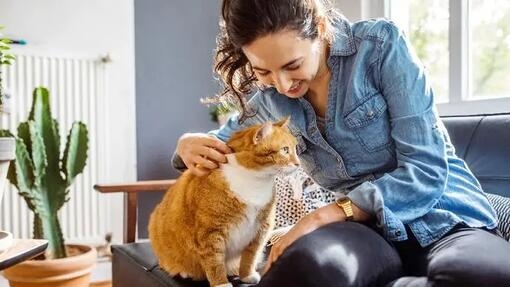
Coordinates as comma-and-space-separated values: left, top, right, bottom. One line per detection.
383, 0, 510, 116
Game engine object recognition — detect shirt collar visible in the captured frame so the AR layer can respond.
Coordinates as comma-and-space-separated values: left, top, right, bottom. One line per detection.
329, 16, 356, 57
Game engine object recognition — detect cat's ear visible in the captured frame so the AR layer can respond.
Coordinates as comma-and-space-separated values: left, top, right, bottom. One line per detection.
253, 122, 273, 144
275, 116, 290, 128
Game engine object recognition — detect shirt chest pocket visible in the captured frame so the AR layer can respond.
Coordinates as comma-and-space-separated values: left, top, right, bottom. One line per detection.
343, 94, 392, 152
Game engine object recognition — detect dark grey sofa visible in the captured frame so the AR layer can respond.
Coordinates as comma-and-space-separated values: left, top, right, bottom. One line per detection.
110, 113, 510, 287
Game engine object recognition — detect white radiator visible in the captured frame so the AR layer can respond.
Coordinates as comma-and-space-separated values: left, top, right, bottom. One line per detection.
0, 53, 111, 244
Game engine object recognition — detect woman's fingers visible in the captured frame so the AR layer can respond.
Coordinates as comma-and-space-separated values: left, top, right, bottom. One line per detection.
197, 146, 228, 164
189, 165, 209, 177
193, 155, 218, 170
176, 133, 232, 176
202, 136, 232, 155
264, 243, 283, 274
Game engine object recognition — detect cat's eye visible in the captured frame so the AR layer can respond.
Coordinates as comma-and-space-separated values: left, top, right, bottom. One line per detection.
280, 146, 290, 155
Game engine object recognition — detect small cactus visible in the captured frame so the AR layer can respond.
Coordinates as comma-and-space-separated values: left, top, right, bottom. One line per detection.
6, 87, 88, 259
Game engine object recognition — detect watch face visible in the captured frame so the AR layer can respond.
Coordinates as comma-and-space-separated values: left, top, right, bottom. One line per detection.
338, 197, 350, 205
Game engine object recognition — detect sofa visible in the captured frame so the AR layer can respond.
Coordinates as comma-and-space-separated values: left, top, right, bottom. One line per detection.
107, 113, 510, 287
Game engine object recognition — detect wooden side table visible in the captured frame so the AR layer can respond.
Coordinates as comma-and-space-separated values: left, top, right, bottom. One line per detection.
0, 239, 48, 270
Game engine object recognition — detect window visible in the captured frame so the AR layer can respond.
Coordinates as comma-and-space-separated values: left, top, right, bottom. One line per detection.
388, 0, 449, 103
387, 0, 510, 114
471, 0, 510, 100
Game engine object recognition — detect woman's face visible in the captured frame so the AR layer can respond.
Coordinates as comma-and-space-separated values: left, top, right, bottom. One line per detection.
242, 29, 325, 99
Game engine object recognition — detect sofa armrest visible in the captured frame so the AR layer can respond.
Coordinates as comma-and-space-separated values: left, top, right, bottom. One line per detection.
94, 179, 177, 243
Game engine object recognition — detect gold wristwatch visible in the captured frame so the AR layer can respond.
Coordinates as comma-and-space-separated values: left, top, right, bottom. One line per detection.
335, 197, 354, 221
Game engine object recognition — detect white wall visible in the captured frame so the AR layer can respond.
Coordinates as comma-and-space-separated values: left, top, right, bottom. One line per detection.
0, 0, 136, 243
334, 0, 386, 22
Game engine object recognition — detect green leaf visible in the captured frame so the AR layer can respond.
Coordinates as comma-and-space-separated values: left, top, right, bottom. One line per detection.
62, 122, 88, 186
1, 60, 12, 65
17, 122, 32, 156
0, 45, 10, 51
4, 54, 15, 60
0, 39, 12, 44
28, 121, 47, 183
29, 88, 61, 173
7, 159, 17, 190
33, 214, 44, 239
18, 189, 44, 216
0, 129, 13, 137
9, 138, 35, 192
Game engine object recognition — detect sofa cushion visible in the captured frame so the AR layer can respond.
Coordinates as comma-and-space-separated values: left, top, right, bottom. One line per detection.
442, 114, 510, 198
111, 243, 255, 287
486, 193, 510, 241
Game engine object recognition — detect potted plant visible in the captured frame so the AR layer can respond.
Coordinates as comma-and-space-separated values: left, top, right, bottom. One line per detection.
0, 25, 15, 113
207, 101, 237, 126
1, 87, 96, 287
0, 25, 16, 252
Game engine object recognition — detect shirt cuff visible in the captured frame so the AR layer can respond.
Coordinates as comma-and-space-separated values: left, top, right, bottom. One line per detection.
171, 152, 187, 173
346, 181, 408, 241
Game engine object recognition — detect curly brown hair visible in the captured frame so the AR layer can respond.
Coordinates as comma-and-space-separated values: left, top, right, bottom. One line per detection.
212, 0, 340, 123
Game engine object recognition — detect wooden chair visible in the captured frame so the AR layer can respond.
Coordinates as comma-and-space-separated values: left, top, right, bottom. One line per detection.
93, 179, 177, 243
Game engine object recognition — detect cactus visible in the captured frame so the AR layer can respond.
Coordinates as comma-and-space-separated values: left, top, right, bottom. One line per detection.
6, 87, 88, 259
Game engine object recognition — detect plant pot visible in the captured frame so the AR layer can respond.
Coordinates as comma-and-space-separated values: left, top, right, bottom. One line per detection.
0, 137, 15, 252
3, 244, 97, 287
0, 137, 15, 205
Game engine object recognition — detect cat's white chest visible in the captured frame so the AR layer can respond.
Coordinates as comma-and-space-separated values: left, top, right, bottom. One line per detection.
220, 154, 276, 207
221, 155, 275, 260
225, 206, 260, 260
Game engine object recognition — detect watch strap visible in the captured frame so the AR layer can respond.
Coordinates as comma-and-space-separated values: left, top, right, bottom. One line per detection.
335, 197, 354, 221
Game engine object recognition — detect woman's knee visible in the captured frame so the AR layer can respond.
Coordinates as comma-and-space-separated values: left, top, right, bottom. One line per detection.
427, 229, 510, 287
259, 222, 402, 287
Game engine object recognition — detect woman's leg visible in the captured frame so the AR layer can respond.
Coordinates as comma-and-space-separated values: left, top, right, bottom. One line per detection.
427, 227, 510, 287
391, 226, 510, 287
257, 222, 403, 287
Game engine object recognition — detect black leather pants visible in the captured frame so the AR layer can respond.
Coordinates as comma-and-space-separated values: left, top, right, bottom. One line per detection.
257, 222, 510, 287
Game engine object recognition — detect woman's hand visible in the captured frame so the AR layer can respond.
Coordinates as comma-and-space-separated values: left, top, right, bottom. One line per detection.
176, 133, 232, 176
263, 203, 346, 274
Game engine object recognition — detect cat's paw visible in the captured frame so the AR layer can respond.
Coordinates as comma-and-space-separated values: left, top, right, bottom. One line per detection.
178, 271, 190, 279
214, 283, 233, 287
240, 272, 261, 284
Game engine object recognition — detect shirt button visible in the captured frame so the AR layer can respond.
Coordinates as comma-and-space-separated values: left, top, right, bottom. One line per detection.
366, 110, 375, 118
395, 230, 402, 236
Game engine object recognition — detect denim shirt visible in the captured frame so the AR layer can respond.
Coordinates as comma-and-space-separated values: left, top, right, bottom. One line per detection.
208, 18, 498, 247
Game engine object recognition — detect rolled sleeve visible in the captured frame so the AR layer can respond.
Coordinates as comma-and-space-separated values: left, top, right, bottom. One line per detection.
347, 21, 448, 241
171, 152, 187, 172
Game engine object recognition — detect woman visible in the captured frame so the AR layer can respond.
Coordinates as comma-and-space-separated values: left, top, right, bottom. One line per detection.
173, 0, 510, 286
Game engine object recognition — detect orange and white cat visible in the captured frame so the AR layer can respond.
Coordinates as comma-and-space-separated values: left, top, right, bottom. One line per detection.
148, 117, 300, 287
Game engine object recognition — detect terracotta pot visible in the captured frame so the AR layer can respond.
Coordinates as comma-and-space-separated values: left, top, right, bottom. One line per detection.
3, 244, 97, 287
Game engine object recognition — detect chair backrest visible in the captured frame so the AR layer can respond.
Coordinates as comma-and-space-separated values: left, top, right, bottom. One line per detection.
442, 113, 510, 198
